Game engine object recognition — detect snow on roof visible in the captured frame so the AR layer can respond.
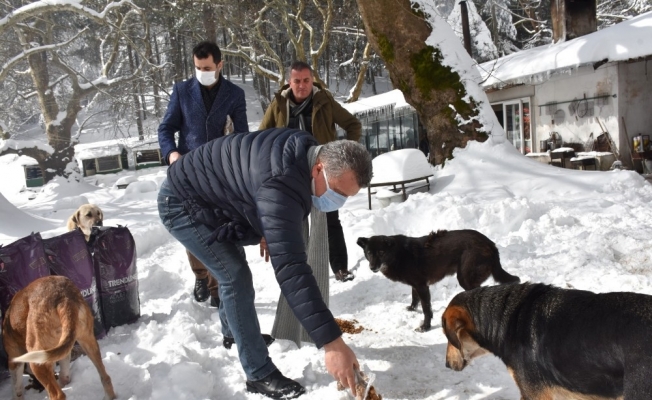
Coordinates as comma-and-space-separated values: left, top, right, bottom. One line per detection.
478, 11, 652, 89
341, 89, 413, 117
0, 138, 54, 154
75, 140, 123, 159
74, 135, 159, 159
370, 149, 433, 184
16, 155, 38, 166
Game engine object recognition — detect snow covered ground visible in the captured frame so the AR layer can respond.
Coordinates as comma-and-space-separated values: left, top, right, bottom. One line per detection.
2, 81, 652, 400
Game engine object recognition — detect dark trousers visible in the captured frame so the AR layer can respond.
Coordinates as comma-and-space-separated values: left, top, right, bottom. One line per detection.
186, 250, 219, 299
326, 210, 348, 273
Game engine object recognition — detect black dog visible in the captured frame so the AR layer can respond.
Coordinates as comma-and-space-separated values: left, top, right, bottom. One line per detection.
442, 283, 652, 399
356, 230, 519, 331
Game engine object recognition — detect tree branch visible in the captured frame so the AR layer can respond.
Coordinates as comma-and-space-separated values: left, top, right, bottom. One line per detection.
0, 0, 137, 35
0, 27, 87, 83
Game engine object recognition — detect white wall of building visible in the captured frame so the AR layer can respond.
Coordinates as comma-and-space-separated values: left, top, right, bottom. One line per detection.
533, 64, 619, 152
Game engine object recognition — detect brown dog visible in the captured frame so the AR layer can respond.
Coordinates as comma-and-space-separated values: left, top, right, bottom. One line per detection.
66, 204, 103, 241
2, 276, 115, 400
442, 283, 652, 399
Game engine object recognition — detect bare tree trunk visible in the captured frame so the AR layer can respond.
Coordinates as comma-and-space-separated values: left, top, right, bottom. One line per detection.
369, 66, 377, 95
491, 3, 499, 48
19, 26, 77, 182
135, 51, 148, 122
169, 29, 183, 83
345, 42, 372, 103
222, 28, 231, 80
253, 72, 271, 111
460, 1, 472, 56
326, 43, 330, 87
181, 33, 188, 79
128, 44, 145, 140
150, 28, 162, 117
202, 3, 217, 42
356, 0, 487, 165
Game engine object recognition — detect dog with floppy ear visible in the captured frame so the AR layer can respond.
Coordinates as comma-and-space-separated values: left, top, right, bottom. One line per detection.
67, 204, 103, 242
442, 283, 652, 399
2, 275, 116, 400
357, 230, 519, 332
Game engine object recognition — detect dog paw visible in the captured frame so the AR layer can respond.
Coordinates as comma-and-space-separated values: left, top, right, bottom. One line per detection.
406, 305, 418, 312
415, 324, 431, 332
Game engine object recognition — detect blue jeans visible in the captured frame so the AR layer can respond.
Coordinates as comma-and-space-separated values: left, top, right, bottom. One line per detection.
157, 179, 277, 381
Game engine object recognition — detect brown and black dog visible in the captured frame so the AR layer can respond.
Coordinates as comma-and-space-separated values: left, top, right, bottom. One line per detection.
357, 230, 519, 331
442, 283, 652, 399
2, 276, 115, 400
66, 204, 103, 242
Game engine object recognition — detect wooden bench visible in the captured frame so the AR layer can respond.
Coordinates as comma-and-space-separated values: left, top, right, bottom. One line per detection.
367, 175, 433, 210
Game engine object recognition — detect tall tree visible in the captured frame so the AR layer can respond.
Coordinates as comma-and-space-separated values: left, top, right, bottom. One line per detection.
446, 0, 498, 62
355, 0, 503, 164
0, 0, 146, 183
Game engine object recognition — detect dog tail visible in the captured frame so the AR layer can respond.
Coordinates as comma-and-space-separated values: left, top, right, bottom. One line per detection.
491, 251, 520, 284
13, 301, 79, 365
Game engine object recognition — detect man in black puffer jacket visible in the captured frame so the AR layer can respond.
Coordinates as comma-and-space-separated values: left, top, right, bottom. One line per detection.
157, 127, 372, 399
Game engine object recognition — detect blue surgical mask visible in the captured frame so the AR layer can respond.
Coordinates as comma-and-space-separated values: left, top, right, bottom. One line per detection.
311, 168, 348, 212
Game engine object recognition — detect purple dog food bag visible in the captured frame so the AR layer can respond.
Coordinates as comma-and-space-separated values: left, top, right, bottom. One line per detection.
0, 232, 50, 315
0, 334, 7, 381
42, 229, 106, 339
91, 226, 140, 330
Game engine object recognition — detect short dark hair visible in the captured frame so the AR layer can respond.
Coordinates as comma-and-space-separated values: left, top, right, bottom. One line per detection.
289, 60, 312, 74
193, 41, 222, 64
319, 140, 373, 187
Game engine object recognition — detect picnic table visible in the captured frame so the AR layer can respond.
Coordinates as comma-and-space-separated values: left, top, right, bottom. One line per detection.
366, 149, 433, 210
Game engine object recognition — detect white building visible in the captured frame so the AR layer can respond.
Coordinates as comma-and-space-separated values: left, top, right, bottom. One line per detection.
478, 11, 652, 171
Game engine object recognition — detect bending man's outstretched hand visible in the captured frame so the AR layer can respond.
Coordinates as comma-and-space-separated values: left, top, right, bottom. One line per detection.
259, 237, 270, 262
324, 336, 359, 397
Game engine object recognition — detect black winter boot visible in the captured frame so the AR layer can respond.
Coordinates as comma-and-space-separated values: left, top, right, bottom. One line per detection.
245, 369, 305, 399
193, 277, 210, 302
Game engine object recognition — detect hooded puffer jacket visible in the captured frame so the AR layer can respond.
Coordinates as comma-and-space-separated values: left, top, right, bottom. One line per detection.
166, 127, 341, 347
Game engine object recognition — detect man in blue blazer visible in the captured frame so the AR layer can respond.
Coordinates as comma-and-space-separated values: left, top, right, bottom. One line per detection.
158, 41, 249, 308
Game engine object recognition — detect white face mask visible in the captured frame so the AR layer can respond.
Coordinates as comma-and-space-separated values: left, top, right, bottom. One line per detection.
196, 70, 217, 86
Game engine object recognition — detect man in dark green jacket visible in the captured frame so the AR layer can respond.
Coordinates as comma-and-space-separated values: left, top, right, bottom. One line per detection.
259, 61, 361, 282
